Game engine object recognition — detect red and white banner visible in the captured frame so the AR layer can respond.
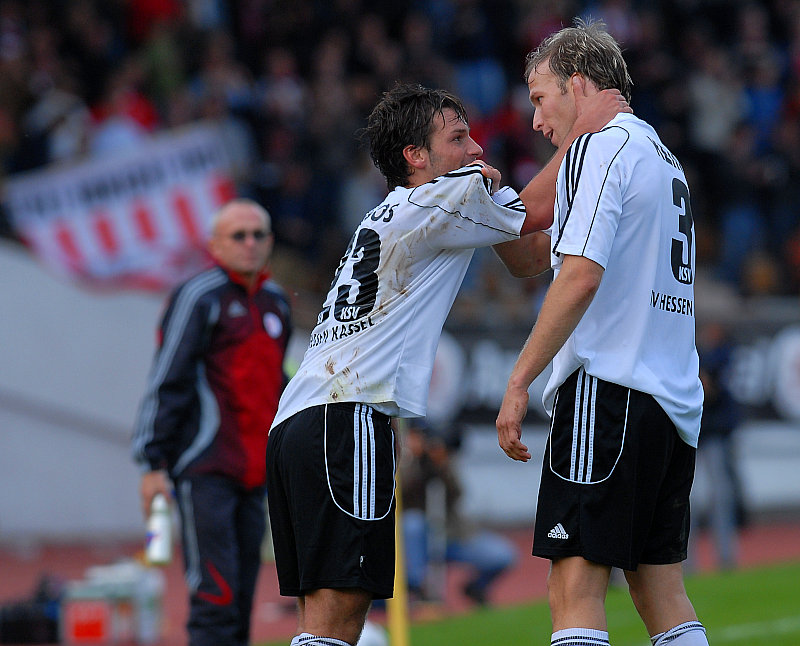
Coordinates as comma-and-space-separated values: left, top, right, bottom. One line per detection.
5, 122, 238, 290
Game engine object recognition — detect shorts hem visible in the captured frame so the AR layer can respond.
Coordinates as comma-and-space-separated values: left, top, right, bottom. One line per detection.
533, 547, 637, 571
639, 552, 687, 566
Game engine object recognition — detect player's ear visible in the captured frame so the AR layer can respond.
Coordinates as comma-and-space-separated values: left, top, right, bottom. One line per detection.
403, 144, 427, 170
571, 73, 599, 97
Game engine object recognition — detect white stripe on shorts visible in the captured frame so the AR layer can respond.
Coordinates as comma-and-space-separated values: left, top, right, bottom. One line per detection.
352, 404, 377, 519
571, 368, 599, 484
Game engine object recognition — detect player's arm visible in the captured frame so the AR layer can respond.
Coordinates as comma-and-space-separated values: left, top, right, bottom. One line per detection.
496, 254, 604, 461
493, 231, 551, 277
518, 77, 631, 235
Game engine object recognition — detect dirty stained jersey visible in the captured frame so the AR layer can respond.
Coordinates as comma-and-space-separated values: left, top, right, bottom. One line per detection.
271, 166, 526, 429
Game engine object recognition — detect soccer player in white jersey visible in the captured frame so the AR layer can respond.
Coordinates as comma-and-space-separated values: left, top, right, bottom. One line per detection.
266, 82, 629, 646
496, 19, 708, 646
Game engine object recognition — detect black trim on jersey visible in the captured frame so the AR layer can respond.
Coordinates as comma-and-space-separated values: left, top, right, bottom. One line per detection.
553, 132, 593, 255
429, 165, 526, 210
434, 165, 493, 193
409, 169, 520, 235
493, 194, 525, 211
553, 126, 630, 258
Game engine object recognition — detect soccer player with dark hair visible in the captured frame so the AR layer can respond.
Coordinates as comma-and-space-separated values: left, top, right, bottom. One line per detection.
266, 81, 629, 646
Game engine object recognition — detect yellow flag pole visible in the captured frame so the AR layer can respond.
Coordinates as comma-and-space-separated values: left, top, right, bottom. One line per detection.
386, 419, 411, 646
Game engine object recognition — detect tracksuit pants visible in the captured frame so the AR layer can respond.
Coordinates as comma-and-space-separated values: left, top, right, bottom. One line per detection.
175, 474, 266, 646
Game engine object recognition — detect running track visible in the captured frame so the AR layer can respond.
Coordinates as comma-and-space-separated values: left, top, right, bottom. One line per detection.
1, 520, 799, 645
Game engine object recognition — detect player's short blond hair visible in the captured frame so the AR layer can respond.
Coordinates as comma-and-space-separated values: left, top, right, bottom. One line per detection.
525, 18, 633, 103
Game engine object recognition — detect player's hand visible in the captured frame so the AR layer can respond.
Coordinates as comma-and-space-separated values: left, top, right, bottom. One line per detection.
140, 470, 172, 519
496, 385, 531, 462
470, 160, 501, 193
572, 75, 632, 134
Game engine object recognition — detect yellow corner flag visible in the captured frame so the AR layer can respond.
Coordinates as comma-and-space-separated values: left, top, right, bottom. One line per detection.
387, 420, 411, 646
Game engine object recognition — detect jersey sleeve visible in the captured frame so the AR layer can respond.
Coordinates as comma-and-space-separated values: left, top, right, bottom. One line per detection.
408, 166, 526, 250
552, 126, 630, 268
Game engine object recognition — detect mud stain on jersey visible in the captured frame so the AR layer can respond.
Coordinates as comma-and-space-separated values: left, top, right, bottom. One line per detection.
329, 372, 364, 403
375, 231, 414, 311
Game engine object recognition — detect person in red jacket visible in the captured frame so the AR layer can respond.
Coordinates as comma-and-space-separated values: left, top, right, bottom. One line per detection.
132, 198, 292, 646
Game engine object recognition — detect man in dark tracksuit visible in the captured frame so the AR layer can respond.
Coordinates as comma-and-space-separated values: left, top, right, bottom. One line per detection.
132, 198, 292, 646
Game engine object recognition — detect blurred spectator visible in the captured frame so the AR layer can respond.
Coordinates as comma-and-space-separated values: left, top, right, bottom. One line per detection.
188, 28, 253, 114
768, 111, 800, 256
400, 11, 454, 89
21, 72, 92, 165
716, 122, 767, 285
61, 0, 124, 106
742, 50, 785, 155
686, 41, 746, 225
581, 0, 641, 47
138, 19, 187, 108
446, 0, 511, 116
0, 0, 798, 302
337, 149, 386, 234
125, 0, 183, 45
88, 57, 158, 156
253, 47, 308, 131
785, 223, 800, 294
198, 87, 260, 197
351, 13, 404, 88
693, 321, 746, 570
185, 0, 229, 31
400, 419, 517, 606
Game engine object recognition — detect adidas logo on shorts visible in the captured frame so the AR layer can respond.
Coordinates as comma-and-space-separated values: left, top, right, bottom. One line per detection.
548, 523, 569, 540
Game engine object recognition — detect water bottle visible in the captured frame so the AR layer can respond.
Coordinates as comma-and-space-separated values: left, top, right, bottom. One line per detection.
145, 493, 172, 566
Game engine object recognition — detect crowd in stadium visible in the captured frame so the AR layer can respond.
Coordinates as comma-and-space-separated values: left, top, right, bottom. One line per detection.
1, 0, 799, 310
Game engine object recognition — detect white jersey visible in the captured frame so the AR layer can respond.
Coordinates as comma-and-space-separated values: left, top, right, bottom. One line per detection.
272, 166, 526, 429
543, 113, 704, 447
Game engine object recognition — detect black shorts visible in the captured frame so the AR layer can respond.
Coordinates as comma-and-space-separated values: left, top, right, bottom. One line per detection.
533, 367, 696, 571
266, 403, 396, 598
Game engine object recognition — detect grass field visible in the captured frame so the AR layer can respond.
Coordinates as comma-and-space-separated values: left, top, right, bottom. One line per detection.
262, 561, 800, 646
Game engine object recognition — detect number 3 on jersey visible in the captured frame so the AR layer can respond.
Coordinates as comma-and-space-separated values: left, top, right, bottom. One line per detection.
671, 178, 694, 285
317, 227, 381, 324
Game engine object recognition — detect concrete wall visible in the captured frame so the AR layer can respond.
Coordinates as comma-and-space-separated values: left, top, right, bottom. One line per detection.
0, 240, 162, 541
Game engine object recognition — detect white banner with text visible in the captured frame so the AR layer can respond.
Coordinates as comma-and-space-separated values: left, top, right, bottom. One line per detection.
5, 122, 237, 290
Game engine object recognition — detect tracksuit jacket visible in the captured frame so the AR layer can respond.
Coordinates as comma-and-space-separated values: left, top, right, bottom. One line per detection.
132, 264, 292, 489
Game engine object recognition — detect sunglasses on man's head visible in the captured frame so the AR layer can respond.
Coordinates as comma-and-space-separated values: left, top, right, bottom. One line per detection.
230, 229, 269, 242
